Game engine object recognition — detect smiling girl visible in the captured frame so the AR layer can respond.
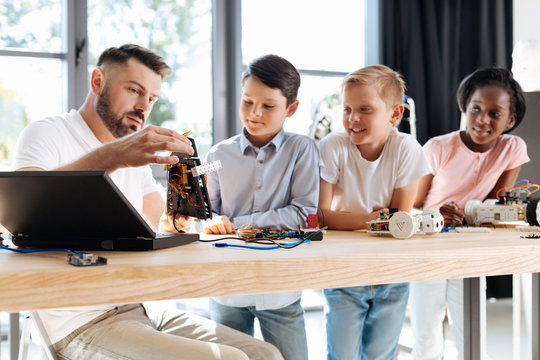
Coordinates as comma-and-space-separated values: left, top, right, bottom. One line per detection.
411, 67, 529, 360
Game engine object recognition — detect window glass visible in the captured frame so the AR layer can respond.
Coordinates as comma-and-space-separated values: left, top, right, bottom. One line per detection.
242, 0, 363, 139
242, 0, 364, 72
87, 0, 213, 157
0, 57, 64, 168
0, 0, 63, 53
284, 75, 343, 137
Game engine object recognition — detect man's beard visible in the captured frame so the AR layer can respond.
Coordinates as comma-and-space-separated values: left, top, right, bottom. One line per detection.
96, 84, 145, 139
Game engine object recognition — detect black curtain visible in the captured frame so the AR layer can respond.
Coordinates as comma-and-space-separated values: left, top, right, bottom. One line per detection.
381, 0, 513, 145
382, 0, 514, 298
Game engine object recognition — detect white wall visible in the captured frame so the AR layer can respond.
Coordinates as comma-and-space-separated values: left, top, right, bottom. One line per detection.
513, 0, 540, 43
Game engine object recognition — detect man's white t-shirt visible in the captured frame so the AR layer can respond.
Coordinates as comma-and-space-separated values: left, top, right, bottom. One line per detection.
319, 127, 432, 212
13, 109, 162, 344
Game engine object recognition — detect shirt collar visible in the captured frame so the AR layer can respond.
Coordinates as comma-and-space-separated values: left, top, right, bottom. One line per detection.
239, 128, 287, 154
72, 109, 102, 148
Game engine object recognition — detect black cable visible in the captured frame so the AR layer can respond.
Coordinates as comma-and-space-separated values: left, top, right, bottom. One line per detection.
198, 227, 325, 249
198, 236, 243, 243
173, 209, 183, 233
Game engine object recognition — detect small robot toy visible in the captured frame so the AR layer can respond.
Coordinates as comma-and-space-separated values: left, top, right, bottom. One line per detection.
367, 210, 444, 239
464, 183, 540, 226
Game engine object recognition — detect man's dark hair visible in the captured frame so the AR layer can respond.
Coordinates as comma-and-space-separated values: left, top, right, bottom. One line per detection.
457, 67, 526, 133
242, 54, 300, 106
97, 44, 171, 79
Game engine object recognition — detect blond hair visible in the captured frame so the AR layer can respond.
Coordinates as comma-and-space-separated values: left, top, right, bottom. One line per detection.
341, 65, 406, 109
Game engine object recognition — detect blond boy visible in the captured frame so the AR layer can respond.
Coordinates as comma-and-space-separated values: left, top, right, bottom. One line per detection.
318, 65, 431, 359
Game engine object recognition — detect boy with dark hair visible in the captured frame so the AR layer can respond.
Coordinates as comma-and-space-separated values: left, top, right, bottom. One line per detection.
203, 54, 319, 360
318, 65, 432, 359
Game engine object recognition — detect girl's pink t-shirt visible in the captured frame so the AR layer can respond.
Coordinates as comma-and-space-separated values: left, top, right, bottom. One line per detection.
422, 130, 530, 210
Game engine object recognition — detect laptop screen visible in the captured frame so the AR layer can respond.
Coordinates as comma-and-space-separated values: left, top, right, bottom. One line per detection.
0, 170, 155, 239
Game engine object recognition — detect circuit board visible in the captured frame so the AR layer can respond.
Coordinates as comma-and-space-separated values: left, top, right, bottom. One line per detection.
166, 138, 221, 220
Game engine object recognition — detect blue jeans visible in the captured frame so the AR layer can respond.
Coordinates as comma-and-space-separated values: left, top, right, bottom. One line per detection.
210, 299, 308, 360
325, 283, 409, 360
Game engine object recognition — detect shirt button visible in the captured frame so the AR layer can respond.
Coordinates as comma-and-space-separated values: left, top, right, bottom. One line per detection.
256, 186, 261, 190
258, 160, 263, 164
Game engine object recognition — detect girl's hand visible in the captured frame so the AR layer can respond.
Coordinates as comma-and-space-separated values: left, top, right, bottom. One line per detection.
439, 201, 465, 227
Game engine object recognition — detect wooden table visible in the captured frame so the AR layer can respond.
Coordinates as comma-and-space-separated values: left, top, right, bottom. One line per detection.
2, 228, 540, 359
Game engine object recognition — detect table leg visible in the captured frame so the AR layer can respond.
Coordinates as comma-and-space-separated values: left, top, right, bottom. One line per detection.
8, 313, 19, 360
464, 277, 481, 360
533, 273, 540, 360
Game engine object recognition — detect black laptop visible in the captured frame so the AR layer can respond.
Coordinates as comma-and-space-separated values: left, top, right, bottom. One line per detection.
0, 170, 199, 250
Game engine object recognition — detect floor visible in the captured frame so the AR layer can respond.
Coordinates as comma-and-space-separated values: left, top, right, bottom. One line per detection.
0, 294, 526, 360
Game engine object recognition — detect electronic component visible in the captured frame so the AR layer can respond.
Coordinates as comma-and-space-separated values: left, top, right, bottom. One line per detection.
522, 231, 540, 239
464, 189, 540, 226
67, 253, 107, 266
454, 227, 492, 233
191, 161, 222, 177
236, 228, 324, 241
209, 226, 324, 250
307, 214, 318, 229
0, 244, 108, 266
367, 210, 444, 239
166, 138, 221, 221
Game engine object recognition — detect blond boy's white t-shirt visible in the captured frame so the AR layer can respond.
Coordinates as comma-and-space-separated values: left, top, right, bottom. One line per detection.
319, 127, 432, 212
13, 109, 162, 344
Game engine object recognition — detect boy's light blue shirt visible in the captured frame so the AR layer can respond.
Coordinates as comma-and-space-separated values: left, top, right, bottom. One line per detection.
205, 128, 320, 310
205, 128, 319, 230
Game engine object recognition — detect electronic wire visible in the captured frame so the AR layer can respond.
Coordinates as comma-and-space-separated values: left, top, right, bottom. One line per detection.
0, 245, 87, 258
214, 239, 308, 250
172, 209, 192, 234
496, 183, 540, 200
204, 227, 325, 250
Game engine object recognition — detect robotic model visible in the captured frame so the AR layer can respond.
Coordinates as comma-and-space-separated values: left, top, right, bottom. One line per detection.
464, 184, 540, 226
166, 138, 221, 223
367, 210, 444, 239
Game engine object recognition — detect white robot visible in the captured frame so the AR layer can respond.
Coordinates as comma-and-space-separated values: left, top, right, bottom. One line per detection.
464, 198, 540, 226
367, 210, 444, 239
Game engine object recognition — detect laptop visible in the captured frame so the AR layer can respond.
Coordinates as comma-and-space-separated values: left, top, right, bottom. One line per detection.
0, 170, 199, 250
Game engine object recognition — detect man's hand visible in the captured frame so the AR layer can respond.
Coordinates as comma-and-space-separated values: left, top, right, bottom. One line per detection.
203, 216, 235, 234
159, 211, 194, 233
439, 201, 465, 227
98, 126, 194, 172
